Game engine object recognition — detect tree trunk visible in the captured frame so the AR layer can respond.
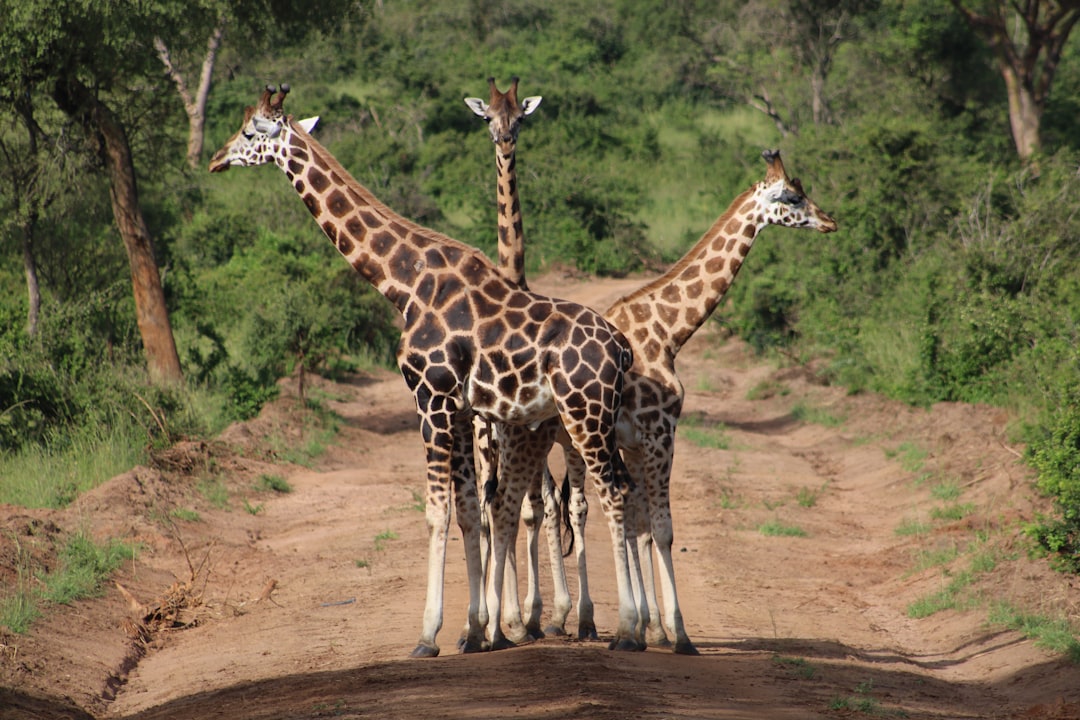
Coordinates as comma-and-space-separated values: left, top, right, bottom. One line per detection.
53, 78, 183, 384
155, 19, 226, 169
1000, 62, 1042, 162
21, 219, 41, 337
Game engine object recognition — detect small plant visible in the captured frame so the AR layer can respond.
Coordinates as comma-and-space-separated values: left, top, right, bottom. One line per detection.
911, 544, 960, 573
242, 500, 265, 515
679, 416, 730, 450
257, 474, 292, 493
758, 519, 807, 537
930, 502, 975, 522
790, 401, 844, 427
795, 484, 825, 508
890, 441, 928, 473
895, 517, 930, 536
930, 479, 961, 502
374, 530, 398, 551
747, 379, 789, 400
410, 489, 425, 512
772, 655, 816, 679
169, 507, 202, 522
197, 475, 230, 509
355, 559, 370, 569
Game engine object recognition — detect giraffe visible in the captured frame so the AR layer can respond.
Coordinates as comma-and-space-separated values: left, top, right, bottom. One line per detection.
462, 77, 557, 647
494, 149, 838, 653
208, 84, 643, 657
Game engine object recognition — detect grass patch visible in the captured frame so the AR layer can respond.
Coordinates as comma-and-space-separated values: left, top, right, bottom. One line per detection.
197, 475, 230, 509
772, 655, 816, 679
679, 416, 730, 450
758, 519, 807, 537
374, 530, 398, 551
930, 502, 976, 522
354, 559, 370, 569
930, 479, 961, 502
746, 380, 790, 401
795, 484, 825, 508
790, 401, 845, 427
242, 500, 265, 515
169, 507, 202, 522
989, 603, 1080, 662
895, 517, 930, 536
257, 474, 293, 493
0, 421, 148, 509
42, 532, 138, 606
911, 544, 960, 573
888, 441, 928, 473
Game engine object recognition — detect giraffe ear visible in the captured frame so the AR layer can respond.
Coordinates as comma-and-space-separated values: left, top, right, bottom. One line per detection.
521, 96, 542, 115
297, 116, 320, 133
464, 97, 489, 118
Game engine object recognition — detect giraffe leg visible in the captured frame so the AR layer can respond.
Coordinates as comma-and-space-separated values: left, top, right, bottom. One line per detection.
411, 417, 458, 658
519, 470, 545, 639
453, 415, 487, 654
644, 441, 698, 655
624, 452, 670, 648
461, 418, 494, 650
564, 450, 598, 641
540, 464, 572, 637
504, 421, 556, 642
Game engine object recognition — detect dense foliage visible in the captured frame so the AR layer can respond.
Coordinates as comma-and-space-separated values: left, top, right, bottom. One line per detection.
1, 0, 1079, 570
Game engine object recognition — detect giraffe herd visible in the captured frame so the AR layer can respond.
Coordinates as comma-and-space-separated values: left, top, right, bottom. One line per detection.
208, 81, 837, 659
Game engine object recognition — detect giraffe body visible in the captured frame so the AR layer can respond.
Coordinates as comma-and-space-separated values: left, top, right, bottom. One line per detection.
209, 86, 640, 657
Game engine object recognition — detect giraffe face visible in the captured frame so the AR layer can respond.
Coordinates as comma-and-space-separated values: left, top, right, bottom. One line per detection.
757, 153, 837, 233
465, 77, 541, 154
208, 86, 319, 173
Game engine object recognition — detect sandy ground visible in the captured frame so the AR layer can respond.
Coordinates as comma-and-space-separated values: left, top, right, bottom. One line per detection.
2, 272, 1078, 720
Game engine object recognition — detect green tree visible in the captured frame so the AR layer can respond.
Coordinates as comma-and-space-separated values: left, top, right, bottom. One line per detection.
950, 0, 1080, 162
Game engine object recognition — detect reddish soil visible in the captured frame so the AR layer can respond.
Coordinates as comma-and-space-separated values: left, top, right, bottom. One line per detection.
2, 272, 1078, 720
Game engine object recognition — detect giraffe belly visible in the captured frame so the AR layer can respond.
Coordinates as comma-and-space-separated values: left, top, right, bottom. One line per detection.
467, 380, 558, 428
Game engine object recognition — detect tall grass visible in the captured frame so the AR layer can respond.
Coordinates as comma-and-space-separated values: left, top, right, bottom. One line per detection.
0, 420, 148, 508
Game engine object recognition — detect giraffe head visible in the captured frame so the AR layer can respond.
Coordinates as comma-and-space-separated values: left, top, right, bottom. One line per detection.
209, 84, 318, 172
754, 149, 837, 233
464, 77, 542, 154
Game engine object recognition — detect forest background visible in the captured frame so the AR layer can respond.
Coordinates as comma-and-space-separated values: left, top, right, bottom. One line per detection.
2, 0, 1080, 584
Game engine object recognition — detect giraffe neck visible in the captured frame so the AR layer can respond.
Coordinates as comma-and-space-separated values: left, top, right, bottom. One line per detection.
277, 121, 496, 315
495, 146, 528, 289
608, 186, 763, 359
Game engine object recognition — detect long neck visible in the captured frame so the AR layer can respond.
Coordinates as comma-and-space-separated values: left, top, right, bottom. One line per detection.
495, 144, 528, 289
279, 122, 496, 314
607, 186, 764, 358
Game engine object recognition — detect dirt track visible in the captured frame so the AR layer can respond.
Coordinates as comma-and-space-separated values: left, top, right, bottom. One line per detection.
2, 273, 1078, 720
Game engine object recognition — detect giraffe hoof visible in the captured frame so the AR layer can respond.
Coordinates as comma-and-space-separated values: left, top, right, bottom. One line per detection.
608, 637, 644, 652
674, 640, 700, 656
524, 624, 545, 639
409, 643, 440, 658
490, 636, 517, 652
577, 624, 599, 642
647, 629, 673, 648
457, 637, 487, 654
543, 625, 567, 637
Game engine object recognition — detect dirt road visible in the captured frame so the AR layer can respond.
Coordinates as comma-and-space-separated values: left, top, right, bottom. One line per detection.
2, 273, 1078, 719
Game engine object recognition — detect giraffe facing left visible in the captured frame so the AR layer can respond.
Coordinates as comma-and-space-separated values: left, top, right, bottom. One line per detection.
208, 84, 643, 657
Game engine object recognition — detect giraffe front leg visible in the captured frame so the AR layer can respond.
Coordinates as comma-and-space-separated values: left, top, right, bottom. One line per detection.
412, 450, 453, 658
452, 433, 487, 654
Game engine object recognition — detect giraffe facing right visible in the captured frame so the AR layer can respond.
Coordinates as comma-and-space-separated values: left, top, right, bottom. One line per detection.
481, 147, 837, 653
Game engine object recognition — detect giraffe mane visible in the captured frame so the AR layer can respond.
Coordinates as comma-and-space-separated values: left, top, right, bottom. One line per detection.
607, 183, 758, 313
286, 116, 500, 269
